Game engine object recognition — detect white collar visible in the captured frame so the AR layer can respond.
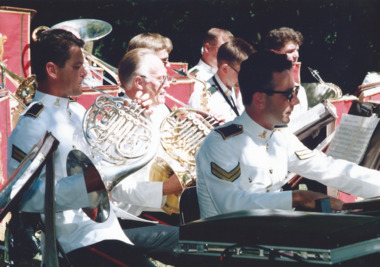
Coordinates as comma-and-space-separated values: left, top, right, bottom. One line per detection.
34, 90, 71, 108
213, 74, 234, 98
198, 59, 217, 75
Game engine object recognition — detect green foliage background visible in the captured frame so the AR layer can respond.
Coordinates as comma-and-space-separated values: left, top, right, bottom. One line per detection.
3, 0, 380, 94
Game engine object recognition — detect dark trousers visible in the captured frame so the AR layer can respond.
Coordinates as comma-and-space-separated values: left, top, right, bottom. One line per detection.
66, 239, 155, 267
120, 219, 180, 266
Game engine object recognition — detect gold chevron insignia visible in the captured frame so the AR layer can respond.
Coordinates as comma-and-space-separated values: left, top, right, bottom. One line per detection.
211, 162, 241, 182
215, 124, 243, 140
295, 148, 316, 160
12, 144, 26, 163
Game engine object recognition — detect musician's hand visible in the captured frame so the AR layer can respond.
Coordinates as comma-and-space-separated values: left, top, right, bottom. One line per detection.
163, 173, 183, 196
292, 190, 344, 211
203, 111, 226, 125
134, 91, 153, 115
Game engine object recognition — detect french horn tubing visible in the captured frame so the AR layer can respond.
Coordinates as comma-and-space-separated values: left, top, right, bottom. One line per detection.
67, 84, 160, 222
308, 67, 343, 99
150, 108, 220, 214
173, 68, 210, 112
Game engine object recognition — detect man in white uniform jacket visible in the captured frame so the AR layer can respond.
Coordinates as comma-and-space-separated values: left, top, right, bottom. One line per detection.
188, 27, 234, 82
196, 51, 380, 219
188, 37, 255, 122
7, 29, 154, 266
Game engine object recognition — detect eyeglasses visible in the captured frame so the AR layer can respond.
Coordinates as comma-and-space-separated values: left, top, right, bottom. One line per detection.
228, 64, 239, 74
264, 85, 300, 102
140, 74, 170, 88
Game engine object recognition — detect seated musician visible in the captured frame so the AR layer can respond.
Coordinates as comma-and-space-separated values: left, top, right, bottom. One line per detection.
264, 27, 308, 127
196, 50, 380, 219
109, 48, 181, 265
7, 29, 155, 267
188, 27, 234, 82
126, 32, 173, 69
188, 37, 255, 122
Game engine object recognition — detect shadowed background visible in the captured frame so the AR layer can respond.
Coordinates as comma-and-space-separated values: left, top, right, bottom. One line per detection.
2, 0, 379, 94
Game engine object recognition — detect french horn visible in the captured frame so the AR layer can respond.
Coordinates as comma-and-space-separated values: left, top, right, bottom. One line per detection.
308, 67, 343, 99
150, 108, 220, 214
67, 85, 160, 222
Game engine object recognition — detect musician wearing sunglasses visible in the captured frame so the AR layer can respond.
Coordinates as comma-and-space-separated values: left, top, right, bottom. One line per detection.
188, 37, 255, 122
7, 29, 154, 266
196, 51, 380, 219
264, 27, 308, 128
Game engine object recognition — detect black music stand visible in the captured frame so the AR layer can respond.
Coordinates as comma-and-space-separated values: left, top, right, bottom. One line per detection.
0, 131, 60, 266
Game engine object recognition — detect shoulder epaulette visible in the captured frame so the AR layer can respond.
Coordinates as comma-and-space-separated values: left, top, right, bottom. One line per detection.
12, 144, 26, 163
207, 85, 217, 95
24, 102, 44, 118
215, 124, 243, 140
274, 125, 288, 130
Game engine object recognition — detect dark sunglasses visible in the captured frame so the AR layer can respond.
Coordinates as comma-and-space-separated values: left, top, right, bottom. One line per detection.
264, 85, 300, 102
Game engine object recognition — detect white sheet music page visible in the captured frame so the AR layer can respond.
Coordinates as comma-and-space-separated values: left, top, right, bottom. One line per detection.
326, 114, 380, 164
289, 102, 329, 133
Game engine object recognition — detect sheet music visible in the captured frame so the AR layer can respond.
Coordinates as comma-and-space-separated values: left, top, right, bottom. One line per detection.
326, 114, 380, 164
289, 102, 331, 133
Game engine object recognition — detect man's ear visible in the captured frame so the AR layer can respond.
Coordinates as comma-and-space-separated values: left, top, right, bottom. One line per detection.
46, 62, 57, 79
133, 75, 144, 90
204, 43, 211, 53
221, 63, 229, 73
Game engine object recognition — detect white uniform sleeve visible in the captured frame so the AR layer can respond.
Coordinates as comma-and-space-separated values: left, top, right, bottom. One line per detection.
110, 178, 164, 209
285, 132, 380, 198
196, 132, 292, 218
20, 173, 90, 212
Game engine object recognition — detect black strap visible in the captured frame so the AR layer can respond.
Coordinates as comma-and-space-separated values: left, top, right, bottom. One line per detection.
212, 77, 239, 116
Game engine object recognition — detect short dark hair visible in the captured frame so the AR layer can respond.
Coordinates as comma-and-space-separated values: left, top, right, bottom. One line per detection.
238, 51, 292, 106
264, 27, 303, 51
31, 29, 84, 82
217, 38, 255, 67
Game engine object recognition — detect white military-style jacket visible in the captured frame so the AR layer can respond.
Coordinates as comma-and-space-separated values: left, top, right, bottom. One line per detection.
7, 91, 132, 253
188, 74, 244, 122
188, 58, 217, 83
196, 111, 380, 219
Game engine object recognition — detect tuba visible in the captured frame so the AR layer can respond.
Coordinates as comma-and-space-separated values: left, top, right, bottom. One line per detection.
150, 108, 220, 214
